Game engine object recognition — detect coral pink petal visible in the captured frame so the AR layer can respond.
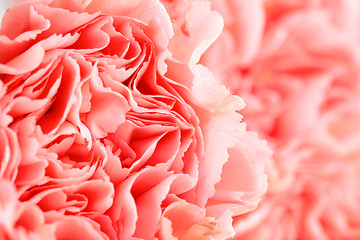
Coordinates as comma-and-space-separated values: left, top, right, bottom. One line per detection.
85, 72, 130, 139
37, 56, 79, 134
49, 0, 173, 39
54, 217, 107, 240
0, 44, 45, 75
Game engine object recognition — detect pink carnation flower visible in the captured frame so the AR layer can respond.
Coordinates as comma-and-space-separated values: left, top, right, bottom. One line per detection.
0, 0, 271, 238
197, 0, 360, 239
202, 0, 360, 139
234, 108, 360, 240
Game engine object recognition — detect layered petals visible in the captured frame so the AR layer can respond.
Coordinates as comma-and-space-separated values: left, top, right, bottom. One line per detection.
0, 0, 270, 239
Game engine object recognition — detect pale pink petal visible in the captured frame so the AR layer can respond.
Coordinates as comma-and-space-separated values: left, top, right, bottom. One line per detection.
203, 0, 265, 68
159, 201, 235, 240
191, 65, 245, 112
0, 180, 17, 231
169, 1, 224, 66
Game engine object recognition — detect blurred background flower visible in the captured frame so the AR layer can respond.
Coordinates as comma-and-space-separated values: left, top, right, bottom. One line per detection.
199, 0, 360, 239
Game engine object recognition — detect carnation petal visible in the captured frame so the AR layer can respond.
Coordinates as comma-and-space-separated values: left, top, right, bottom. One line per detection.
169, 1, 224, 66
